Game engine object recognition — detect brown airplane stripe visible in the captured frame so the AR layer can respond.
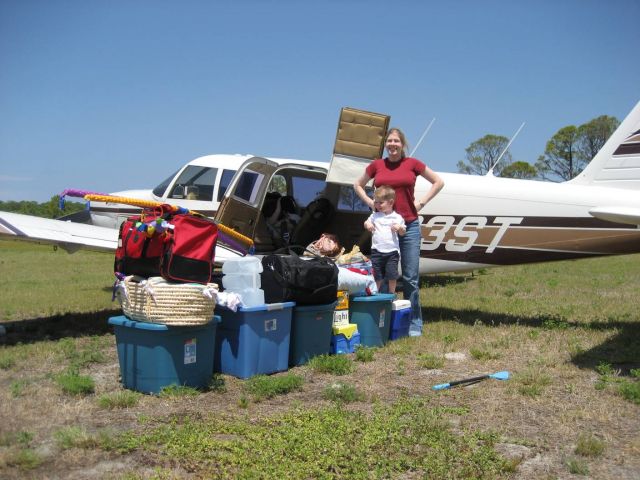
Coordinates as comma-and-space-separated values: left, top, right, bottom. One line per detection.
420, 245, 596, 265
421, 215, 633, 229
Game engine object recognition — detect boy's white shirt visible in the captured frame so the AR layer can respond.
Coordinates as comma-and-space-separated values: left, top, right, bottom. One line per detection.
366, 211, 405, 253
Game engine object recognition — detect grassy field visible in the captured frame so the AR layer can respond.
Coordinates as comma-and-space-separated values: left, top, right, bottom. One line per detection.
0, 242, 638, 479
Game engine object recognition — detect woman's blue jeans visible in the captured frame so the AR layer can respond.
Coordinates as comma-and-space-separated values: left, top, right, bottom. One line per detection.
399, 219, 423, 336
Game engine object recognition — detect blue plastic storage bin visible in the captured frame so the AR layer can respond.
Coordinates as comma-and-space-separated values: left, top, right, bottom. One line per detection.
214, 302, 294, 379
108, 315, 219, 394
349, 293, 395, 347
289, 302, 336, 366
389, 299, 412, 340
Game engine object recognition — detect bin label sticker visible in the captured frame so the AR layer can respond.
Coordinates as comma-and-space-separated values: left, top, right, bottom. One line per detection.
379, 309, 386, 328
265, 318, 277, 332
184, 338, 197, 364
333, 310, 349, 327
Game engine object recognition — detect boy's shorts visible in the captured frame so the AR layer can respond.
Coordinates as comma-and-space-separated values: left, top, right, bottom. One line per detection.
370, 249, 400, 281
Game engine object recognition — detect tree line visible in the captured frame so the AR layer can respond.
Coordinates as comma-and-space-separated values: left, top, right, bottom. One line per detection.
457, 115, 620, 181
0, 196, 86, 219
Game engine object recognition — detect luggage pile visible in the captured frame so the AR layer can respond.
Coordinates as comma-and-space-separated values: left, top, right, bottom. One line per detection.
109, 224, 409, 394
114, 206, 219, 326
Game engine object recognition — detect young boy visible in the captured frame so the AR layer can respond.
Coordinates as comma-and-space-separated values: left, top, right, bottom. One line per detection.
364, 185, 406, 293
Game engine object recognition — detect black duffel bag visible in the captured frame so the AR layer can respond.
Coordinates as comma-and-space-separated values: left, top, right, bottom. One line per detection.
261, 249, 339, 305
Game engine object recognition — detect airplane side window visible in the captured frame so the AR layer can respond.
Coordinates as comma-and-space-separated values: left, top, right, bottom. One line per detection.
233, 170, 264, 204
217, 169, 236, 201
291, 176, 325, 207
337, 185, 372, 212
168, 166, 217, 201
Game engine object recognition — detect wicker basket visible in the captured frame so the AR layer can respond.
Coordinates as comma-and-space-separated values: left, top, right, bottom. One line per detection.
116, 276, 218, 326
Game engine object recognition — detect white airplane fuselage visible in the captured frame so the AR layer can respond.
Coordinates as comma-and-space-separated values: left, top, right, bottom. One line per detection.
2, 100, 640, 275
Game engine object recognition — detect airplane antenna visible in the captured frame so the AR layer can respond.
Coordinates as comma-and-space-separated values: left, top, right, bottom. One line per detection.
410, 117, 436, 157
487, 122, 525, 176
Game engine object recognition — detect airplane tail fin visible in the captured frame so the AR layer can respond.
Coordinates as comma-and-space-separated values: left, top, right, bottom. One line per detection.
569, 101, 640, 190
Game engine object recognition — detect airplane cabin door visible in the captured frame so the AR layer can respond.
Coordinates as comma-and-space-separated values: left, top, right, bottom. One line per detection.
325, 107, 390, 185
214, 157, 279, 240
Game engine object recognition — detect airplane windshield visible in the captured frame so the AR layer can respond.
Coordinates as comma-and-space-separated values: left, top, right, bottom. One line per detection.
152, 170, 179, 197
168, 166, 217, 201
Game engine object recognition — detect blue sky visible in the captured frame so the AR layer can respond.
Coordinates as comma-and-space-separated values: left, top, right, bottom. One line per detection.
1, 0, 639, 202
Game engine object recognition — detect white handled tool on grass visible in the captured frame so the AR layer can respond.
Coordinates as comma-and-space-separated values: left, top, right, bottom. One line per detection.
432, 371, 510, 390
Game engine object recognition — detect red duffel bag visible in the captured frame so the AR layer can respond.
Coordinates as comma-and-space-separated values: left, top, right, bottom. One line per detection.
160, 214, 218, 284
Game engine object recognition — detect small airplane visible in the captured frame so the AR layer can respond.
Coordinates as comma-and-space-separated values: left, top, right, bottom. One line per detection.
1, 101, 639, 274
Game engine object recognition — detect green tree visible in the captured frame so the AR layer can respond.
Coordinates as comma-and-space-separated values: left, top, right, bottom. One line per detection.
576, 115, 619, 164
535, 126, 580, 181
457, 134, 512, 175
499, 161, 537, 179
0, 197, 85, 219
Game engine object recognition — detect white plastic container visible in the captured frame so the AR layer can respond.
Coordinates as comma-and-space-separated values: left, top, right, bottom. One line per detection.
391, 299, 411, 311
237, 288, 265, 308
222, 256, 263, 275
222, 273, 261, 291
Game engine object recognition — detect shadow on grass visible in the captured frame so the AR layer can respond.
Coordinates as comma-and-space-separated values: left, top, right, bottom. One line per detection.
0, 308, 121, 346
423, 275, 475, 288
425, 306, 640, 376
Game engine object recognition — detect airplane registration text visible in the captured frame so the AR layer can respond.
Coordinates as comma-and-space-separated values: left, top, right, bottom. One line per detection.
422, 216, 524, 253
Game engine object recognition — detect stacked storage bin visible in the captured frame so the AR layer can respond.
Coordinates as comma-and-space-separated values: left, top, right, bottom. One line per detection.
331, 290, 360, 354
109, 315, 220, 394
289, 302, 337, 366
348, 293, 396, 347
214, 302, 295, 378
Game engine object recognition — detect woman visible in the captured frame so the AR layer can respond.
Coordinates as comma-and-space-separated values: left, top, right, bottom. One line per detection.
354, 128, 444, 336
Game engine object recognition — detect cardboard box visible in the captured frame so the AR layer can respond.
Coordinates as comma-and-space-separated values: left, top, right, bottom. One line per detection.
335, 290, 349, 310
333, 309, 350, 327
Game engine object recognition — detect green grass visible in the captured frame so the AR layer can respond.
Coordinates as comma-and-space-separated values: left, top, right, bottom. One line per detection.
575, 434, 605, 457
417, 353, 445, 369
2, 245, 639, 478
98, 390, 141, 409
110, 398, 509, 478
4, 448, 43, 470
0, 242, 115, 321
308, 354, 354, 375
322, 382, 365, 403
55, 370, 95, 396
515, 367, 552, 398
243, 373, 304, 401
618, 380, 640, 404
567, 457, 590, 475
159, 385, 201, 397
354, 345, 376, 362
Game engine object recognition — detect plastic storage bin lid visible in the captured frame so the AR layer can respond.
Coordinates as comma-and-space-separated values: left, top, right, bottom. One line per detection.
392, 299, 411, 310
351, 293, 396, 302
108, 316, 220, 330
332, 323, 358, 339
293, 301, 337, 312
217, 302, 295, 313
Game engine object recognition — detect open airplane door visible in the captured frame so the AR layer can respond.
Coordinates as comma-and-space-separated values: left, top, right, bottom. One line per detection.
325, 107, 390, 185
214, 156, 279, 241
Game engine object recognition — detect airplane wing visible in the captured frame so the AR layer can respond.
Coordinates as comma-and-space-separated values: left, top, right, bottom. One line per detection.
0, 211, 118, 253
589, 206, 640, 226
